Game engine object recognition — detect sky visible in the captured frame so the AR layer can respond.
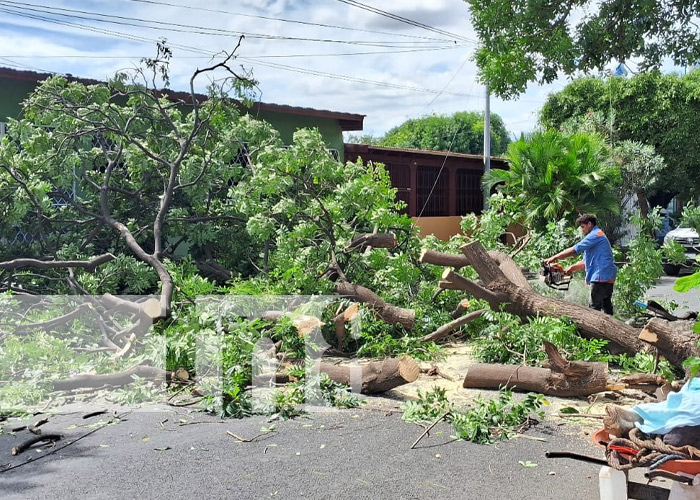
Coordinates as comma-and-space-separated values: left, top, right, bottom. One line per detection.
0, 0, 570, 141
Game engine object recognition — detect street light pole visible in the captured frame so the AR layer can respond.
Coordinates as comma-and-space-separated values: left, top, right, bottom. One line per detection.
483, 85, 491, 211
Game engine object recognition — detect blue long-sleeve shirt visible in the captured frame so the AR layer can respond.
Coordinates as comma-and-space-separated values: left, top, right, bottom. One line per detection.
572, 226, 617, 284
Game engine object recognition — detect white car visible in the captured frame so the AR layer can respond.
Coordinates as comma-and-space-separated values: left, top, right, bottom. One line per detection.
663, 226, 700, 275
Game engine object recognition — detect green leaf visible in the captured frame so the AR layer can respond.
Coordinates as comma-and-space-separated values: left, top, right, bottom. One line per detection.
559, 406, 579, 414
673, 272, 700, 293
518, 460, 538, 468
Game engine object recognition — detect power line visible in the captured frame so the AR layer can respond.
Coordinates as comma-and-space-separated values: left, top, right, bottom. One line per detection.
238, 57, 482, 97
0, 46, 462, 60
0, 1, 461, 48
333, 0, 474, 43
118, 0, 457, 43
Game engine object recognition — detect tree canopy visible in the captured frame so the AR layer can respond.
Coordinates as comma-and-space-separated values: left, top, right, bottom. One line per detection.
466, 0, 700, 98
379, 111, 510, 156
540, 70, 700, 199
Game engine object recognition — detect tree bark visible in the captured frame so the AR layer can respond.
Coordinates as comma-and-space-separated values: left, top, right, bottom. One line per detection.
334, 303, 359, 348
420, 309, 488, 343
0, 253, 115, 271
428, 242, 649, 358
347, 232, 397, 251
316, 356, 420, 394
462, 342, 609, 397
336, 282, 415, 330
639, 318, 700, 372
52, 365, 170, 391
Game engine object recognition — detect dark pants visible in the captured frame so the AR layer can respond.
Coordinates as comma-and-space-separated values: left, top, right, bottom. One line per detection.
590, 282, 614, 315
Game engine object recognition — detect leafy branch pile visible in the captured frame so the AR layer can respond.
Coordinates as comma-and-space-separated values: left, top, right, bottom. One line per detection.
402, 387, 546, 444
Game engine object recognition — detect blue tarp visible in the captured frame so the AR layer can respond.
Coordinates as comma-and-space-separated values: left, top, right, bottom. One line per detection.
631, 377, 700, 434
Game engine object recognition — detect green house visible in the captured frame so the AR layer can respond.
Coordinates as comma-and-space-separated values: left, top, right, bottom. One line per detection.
0, 67, 364, 162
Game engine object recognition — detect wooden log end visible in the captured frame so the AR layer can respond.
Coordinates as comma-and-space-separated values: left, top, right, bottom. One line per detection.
419, 248, 428, 263
142, 298, 162, 319
639, 328, 658, 344
398, 357, 420, 383
343, 303, 359, 321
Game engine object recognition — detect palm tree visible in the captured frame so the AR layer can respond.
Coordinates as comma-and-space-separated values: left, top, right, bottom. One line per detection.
483, 129, 620, 228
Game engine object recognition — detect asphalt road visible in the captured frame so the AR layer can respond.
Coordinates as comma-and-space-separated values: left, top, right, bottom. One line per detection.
646, 274, 700, 315
1, 405, 620, 500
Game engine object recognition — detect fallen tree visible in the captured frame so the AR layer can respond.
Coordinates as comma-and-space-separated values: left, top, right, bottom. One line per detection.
422, 241, 649, 357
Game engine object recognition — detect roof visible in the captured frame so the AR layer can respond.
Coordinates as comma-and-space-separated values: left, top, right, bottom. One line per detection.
0, 67, 365, 131
344, 143, 508, 163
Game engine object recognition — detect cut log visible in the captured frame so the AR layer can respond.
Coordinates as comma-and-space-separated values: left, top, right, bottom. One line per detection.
638, 318, 700, 372
317, 356, 420, 394
420, 309, 488, 342
420, 249, 471, 269
101, 293, 162, 320
336, 282, 415, 330
451, 298, 471, 318
52, 365, 170, 391
347, 233, 397, 251
462, 342, 608, 397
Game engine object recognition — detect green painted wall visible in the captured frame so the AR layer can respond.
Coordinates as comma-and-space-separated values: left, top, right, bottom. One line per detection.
254, 109, 345, 160
0, 77, 347, 161
0, 79, 36, 122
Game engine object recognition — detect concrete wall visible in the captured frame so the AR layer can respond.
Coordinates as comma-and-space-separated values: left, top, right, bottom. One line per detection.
412, 216, 463, 241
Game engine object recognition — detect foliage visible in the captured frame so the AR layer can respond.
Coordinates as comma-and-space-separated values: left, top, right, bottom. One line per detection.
540, 71, 700, 198
613, 210, 663, 317
612, 140, 666, 203
0, 50, 262, 307
402, 386, 546, 444
234, 127, 417, 295
380, 111, 510, 156
614, 352, 676, 382
473, 312, 612, 365
344, 133, 382, 145
663, 240, 688, 266
482, 129, 620, 230
466, 0, 700, 98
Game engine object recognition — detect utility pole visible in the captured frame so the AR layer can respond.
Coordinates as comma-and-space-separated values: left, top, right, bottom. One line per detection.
483, 85, 491, 211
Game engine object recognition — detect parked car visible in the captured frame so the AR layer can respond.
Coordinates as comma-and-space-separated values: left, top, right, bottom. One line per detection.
663, 226, 700, 275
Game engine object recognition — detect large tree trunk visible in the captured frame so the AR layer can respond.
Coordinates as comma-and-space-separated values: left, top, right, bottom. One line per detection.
462, 342, 609, 397
317, 356, 420, 394
424, 241, 650, 358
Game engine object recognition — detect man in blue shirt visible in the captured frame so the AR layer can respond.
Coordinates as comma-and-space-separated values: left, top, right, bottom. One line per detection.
544, 214, 617, 315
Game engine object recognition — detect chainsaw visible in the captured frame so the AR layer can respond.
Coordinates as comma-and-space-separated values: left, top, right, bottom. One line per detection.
540, 261, 572, 291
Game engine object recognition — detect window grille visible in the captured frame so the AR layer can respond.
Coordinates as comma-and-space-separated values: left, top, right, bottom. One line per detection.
456, 168, 483, 215
416, 166, 449, 216
386, 164, 410, 214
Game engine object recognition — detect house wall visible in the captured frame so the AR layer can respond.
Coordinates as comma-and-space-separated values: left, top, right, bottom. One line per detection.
344, 144, 507, 220
0, 73, 353, 160
252, 110, 345, 160
0, 79, 35, 122
411, 216, 463, 241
